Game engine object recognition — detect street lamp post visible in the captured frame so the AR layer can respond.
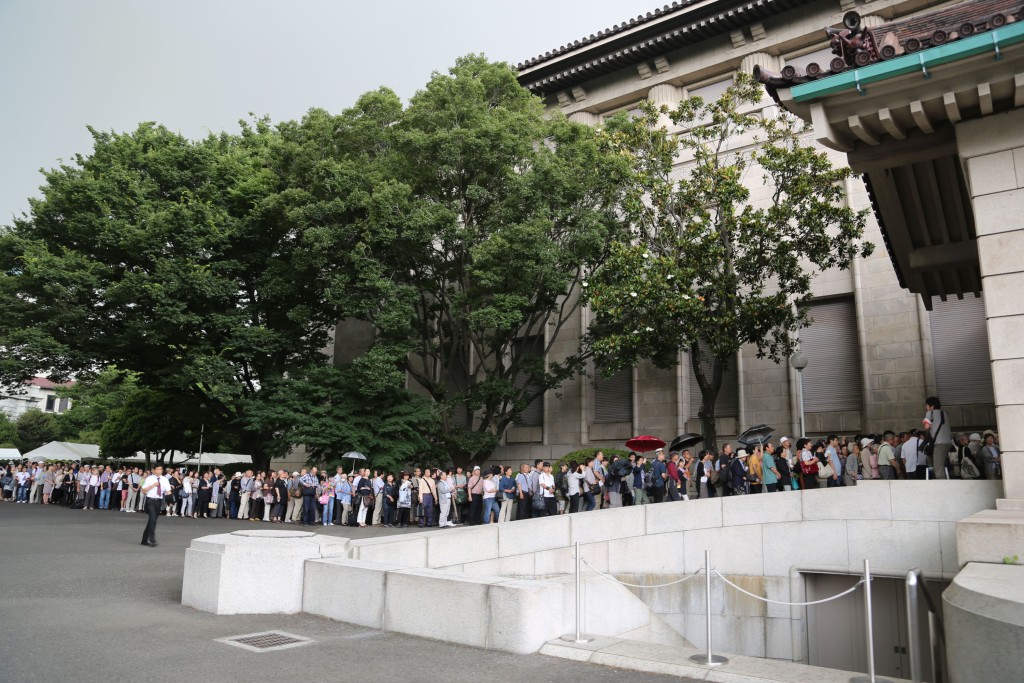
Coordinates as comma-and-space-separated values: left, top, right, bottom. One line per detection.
790, 351, 808, 438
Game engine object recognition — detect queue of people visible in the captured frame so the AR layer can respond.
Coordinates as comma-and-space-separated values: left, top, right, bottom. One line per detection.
0, 396, 1001, 524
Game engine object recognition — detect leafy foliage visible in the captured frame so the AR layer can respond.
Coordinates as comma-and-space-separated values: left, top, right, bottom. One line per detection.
320, 56, 631, 467
554, 447, 631, 469
244, 363, 439, 475
16, 408, 59, 452
587, 75, 872, 447
0, 413, 18, 447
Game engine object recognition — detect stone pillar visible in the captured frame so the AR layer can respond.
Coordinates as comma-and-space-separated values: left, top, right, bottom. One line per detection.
738, 52, 780, 76
957, 107, 1024, 500
647, 83, 683, 129
567, 111, 600, 126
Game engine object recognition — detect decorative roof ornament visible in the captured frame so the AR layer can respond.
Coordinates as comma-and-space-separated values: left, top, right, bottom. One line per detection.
754, 0, 1024, 90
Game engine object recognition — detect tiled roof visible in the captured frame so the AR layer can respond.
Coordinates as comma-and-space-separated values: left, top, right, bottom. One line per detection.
29, 377, 74, 389
754, 0, 1024, 91
516, 1, 701, 70
518, 0, 816, 95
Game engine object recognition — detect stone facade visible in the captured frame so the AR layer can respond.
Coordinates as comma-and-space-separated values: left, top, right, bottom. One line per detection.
326, 0, 997, 470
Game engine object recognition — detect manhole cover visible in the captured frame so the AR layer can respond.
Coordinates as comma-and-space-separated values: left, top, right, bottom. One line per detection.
218, 631, 313, 653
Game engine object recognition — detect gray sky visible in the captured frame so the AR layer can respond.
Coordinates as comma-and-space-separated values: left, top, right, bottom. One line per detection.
0, 0, 658, 223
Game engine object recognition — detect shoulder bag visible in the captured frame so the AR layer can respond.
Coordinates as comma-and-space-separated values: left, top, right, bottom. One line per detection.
817, 461, 835, 480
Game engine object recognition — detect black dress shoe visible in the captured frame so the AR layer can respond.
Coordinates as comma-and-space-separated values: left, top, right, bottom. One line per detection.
143, 541, 158, 547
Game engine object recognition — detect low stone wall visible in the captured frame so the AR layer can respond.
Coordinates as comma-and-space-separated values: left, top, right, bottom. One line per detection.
342, 480, 1000, 659
183, 481, 1001, 659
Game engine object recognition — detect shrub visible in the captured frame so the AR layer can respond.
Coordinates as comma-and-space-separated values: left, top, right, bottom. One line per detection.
554, 447, 632, 469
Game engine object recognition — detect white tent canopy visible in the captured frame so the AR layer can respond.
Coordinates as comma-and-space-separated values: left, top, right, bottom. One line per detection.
22, 441, 100, 462
116, 452, 251, 467
0, 447, 22, 461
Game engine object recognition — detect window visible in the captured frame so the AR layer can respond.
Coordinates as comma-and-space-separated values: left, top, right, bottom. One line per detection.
782, 46, 833, 70
929, 295, 994, 405
45, 395, 57, 412
594, 367, 633, 424
58, 397, 70, 413
689, 341, 739, 418
801, 298, 863, 412
687, 76, 734, 102
513, 336, 544, 427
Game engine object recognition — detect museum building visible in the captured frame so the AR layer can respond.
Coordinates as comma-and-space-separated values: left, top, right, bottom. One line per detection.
488, 0, 1003, 465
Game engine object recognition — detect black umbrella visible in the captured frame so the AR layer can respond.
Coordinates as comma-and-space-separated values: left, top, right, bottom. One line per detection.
738, 424, 774, 448
669, 433, 704, 452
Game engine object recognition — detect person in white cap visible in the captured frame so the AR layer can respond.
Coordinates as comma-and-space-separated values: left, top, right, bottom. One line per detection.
728, 449, 752, 495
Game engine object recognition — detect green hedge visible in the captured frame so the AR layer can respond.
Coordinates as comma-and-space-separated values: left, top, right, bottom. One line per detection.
554, 447, 632, 469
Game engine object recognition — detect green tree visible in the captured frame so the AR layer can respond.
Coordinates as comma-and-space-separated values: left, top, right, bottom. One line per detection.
245, 363, 439, 475
16, 408, 59, 452
0, 121, 345, 469
56, 367, 139, 444
587, 75, 872, 448
0, 412, 18, 446
99, 388, 212, 464
323, 56, 630, 467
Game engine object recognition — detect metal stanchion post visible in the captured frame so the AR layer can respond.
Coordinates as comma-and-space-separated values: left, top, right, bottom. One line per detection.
906, 570, 922, 683
561, 541, 592, 643
690, 549, 727, 666
851, 559, 894, 683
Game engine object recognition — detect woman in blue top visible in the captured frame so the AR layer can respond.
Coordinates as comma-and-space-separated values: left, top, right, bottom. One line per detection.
498, 467, 516, 523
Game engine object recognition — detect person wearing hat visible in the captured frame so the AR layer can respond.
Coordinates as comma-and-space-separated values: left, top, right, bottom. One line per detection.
729, 449, 753, 495
859, 437, 878, 479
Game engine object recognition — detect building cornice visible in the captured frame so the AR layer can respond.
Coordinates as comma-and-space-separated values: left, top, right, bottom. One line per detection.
517, 0, 816, 96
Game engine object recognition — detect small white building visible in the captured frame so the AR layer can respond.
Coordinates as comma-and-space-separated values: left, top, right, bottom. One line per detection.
0, 377, 74, 420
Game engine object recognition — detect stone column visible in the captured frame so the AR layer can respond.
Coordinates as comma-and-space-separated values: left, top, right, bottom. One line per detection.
647, 83, 683, 128
567, 111, 600, 126
957, 108, 1024, 500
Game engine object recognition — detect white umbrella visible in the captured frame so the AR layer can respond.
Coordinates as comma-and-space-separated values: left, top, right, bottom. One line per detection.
342, 451, 366, 473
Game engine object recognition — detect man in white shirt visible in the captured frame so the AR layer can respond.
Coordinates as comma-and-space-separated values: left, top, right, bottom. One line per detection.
538, 462, 557, 517
371, 471, 386, 527
140, 465, 169, 547
902, 431, 924, 479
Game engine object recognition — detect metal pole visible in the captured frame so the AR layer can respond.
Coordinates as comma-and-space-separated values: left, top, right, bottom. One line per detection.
690, 549, 727, 666
906, 570, 922, 683
576, 541, 582, 642
927, 610, 940, 683
864, 559, 877, 683
562, 541, 592, 643
797, 369, 806, 438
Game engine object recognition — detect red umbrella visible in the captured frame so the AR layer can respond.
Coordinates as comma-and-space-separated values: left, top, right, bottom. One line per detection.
625, 435, 667, 453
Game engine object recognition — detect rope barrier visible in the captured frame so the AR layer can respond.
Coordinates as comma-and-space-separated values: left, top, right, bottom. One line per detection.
580, 558, 704, 589
712, 570, 865, 606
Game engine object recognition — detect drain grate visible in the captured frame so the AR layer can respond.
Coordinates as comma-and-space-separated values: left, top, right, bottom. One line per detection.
218, 631, 313, 653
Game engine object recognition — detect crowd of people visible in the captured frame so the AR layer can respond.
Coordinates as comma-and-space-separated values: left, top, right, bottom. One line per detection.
0, 398, 1003, 526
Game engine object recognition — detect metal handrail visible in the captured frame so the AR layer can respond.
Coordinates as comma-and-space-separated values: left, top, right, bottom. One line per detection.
906, 568, 946, 683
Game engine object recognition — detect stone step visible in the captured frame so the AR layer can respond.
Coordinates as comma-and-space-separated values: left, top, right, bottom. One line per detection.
995, 498, 1024, 511
955, 509, 1024, 566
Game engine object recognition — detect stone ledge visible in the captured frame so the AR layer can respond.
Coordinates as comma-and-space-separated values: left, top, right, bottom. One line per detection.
956, 509, 1024, 565
944, 562, 1024, 683
540, 635, 913, 683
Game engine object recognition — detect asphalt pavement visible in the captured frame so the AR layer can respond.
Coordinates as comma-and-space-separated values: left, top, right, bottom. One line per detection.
0, 502, 686, 683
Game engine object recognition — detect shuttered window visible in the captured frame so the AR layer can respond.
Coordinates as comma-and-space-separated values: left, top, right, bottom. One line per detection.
513, 336, 544, 427
689, 341, 739, 417
929, 295, 994, 405
783, 46, 832, 70
801, 298, 863, 412
594, 367, 633, 424
688, 76, 734, 102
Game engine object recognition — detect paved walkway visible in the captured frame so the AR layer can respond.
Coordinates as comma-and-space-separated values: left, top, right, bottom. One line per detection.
0, 503, 692, 683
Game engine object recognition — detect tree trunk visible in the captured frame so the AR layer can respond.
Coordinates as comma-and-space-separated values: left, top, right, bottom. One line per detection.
691, 343, 727, 454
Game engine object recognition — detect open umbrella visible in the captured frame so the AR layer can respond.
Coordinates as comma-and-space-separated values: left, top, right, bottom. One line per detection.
669, 433, 704, 452
342, 451, 367, 473
625, 435, 667, 453
738, 424, 774, 448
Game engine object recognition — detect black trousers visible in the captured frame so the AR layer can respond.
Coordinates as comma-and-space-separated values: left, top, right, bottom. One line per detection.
142, 498, 160, 543
516, 495, 532, 521
544, 496, 556, 517
470, 496, 483, 525
302, 494, 316, 524
651, 486, 665, 503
